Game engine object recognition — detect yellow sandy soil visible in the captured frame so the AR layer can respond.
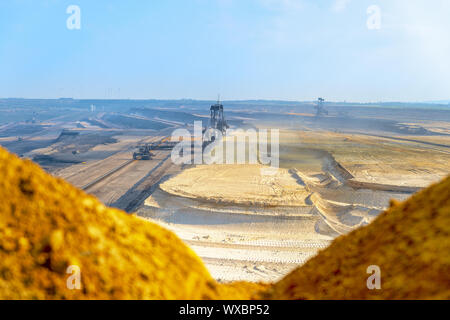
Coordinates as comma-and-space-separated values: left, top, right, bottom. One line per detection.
0, 147, 265, 299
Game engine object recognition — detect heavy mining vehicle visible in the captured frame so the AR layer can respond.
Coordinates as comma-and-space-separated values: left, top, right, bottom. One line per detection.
133, 143, 154, 160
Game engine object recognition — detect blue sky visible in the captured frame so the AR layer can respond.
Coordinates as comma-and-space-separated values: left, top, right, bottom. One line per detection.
0, 0, 449, 101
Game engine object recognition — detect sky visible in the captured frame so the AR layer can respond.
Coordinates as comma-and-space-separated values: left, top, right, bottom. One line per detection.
0, 0, 449, 102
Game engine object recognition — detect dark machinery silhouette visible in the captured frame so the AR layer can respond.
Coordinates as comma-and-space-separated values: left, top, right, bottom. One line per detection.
133, 143, 154, 160
209, 97, 229, 135
133, 137, 178, 160
314, 97, 329, 117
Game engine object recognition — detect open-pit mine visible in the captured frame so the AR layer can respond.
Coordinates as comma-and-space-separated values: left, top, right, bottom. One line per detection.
1, 98, 449, 284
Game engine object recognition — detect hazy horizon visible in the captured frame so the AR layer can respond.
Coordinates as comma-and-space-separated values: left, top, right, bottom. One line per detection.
2, 97, 450, 107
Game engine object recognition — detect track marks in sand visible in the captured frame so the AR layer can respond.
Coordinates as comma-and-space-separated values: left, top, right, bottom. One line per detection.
148, 220, 332, 283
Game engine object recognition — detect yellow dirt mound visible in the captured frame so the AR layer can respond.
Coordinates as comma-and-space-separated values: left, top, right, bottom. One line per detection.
0, 147, 265, 299
265, 176, 450, 299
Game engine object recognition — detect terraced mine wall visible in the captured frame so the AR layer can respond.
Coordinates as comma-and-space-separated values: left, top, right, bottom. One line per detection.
325, 152, 422, 193
347, 179, 422, 193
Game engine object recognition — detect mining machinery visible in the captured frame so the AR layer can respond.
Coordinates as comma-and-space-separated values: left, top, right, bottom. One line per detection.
209, 98, 229, 135
314, 97, 329, 117
133, 143, 154, 160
